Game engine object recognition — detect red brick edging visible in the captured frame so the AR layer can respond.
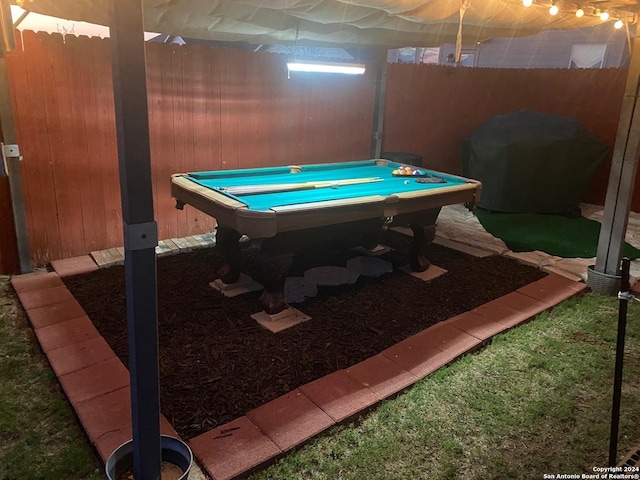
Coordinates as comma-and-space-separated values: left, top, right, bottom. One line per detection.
11, 259, 586, 480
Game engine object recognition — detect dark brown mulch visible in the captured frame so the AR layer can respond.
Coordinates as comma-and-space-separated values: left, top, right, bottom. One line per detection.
62, 230, 546, 440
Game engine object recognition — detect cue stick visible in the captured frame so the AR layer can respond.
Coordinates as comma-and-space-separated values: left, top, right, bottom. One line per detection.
218, 176, 384, 196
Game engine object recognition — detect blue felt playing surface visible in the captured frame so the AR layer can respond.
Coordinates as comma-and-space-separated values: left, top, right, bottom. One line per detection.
185, 160, 467, 211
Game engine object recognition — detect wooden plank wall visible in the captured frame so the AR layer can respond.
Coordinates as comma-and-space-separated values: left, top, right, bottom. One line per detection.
382, 64, 627, 207
1, 32, 375, 268
0, 31, 632, 271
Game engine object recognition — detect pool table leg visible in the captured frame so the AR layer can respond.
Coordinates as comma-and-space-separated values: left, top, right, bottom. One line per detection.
215, 225, 243, 284
257, 250, 293, 315
360, 221, 387, 250
409, 223, 436, 272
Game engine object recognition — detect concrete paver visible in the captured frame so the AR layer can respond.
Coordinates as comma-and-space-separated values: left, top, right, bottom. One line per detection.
345, 353, 419, 399
25, 298, 87, 329
299, 370, 379, 423
34, 315, 101, 352
58, 357, 130, 405
189, 417, 281, 480
443, 311, 510, 341
16, 285, 75, 310
10, 271, 64, 292
50, 255, 99, 277
246, 389, 335, 451
381, 323, 481, 377
46, 336, 117, 377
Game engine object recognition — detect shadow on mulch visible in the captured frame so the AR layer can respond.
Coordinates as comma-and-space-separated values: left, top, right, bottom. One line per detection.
62, 230, 547, 439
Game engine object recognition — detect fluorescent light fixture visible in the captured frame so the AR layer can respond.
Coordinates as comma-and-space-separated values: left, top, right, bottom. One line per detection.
286, 60, 366, 75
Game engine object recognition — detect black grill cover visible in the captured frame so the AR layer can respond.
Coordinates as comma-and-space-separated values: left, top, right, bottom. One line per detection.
461, 110, 609, 215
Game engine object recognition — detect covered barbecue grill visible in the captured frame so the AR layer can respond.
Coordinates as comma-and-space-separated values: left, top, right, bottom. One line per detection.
461, 109, 609, 216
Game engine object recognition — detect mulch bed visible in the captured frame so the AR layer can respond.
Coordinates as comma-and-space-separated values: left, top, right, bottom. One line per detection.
62, 230, 547, 439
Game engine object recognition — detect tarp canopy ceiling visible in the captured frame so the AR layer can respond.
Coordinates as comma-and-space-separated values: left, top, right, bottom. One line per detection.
12, 0, 640, 49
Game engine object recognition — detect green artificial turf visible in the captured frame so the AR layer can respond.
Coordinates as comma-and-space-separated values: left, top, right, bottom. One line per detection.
474, 209, 640, 259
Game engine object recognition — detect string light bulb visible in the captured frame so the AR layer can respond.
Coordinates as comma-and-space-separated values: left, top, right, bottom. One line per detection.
522, 0, 533, 6
575, 8, 584, 18
549, 3, 559, 15
615, 19, 624, 29
600, 11, 610, 21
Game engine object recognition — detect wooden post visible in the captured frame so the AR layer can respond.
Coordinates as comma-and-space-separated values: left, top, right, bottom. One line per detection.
0, 0, 30, 273
595, 35, 640, 276
370, 49, 388, 159
108, 1, 161, 478
0, 57, 31, 273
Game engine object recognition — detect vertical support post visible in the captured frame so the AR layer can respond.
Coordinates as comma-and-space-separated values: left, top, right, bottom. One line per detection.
370, 49, 388, 159
0, 0, 31, 273
608, 258, 630, 466
595, 36, 640, 276
108, 1, 161, 479
1, 139, 30, 273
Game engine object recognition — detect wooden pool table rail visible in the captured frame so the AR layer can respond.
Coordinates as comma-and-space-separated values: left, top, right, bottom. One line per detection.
171, 173, 481, 239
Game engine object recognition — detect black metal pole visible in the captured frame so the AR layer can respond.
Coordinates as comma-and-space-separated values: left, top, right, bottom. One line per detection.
108, 1, 161, 479
608, 257, 630, 466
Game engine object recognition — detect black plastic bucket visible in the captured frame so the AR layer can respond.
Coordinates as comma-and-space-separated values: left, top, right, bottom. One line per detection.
105, 435, 193, 480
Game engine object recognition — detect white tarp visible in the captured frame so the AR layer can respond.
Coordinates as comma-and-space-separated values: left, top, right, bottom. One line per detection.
12, 0, 638, 48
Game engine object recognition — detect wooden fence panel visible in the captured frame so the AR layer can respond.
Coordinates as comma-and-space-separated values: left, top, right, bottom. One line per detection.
220, 47, 242, 171
19, 31, 63, 264
382, 64, 627, 208
236, 49, 275, 170
174, 45, 193, 239
145, 40, 164, 239
42, 33, 86, 259
52, 35, 88, 254
1, 31, 632, 271
64, 34, 114, 256
184, 45, 220, 234
89, 36, 121, 249
152, 42, 179, 241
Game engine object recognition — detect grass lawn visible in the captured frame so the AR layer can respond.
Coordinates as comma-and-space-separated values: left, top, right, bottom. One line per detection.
0, 277, 102, 480
250, 293, 640, 479
1, 275, 640, 479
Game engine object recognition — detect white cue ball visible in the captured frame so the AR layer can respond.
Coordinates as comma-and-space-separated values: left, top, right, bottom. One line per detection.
404, 180, 410, 185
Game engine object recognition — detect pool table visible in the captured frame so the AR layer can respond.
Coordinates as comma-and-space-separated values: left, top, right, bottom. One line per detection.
171, 159, 481, 314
